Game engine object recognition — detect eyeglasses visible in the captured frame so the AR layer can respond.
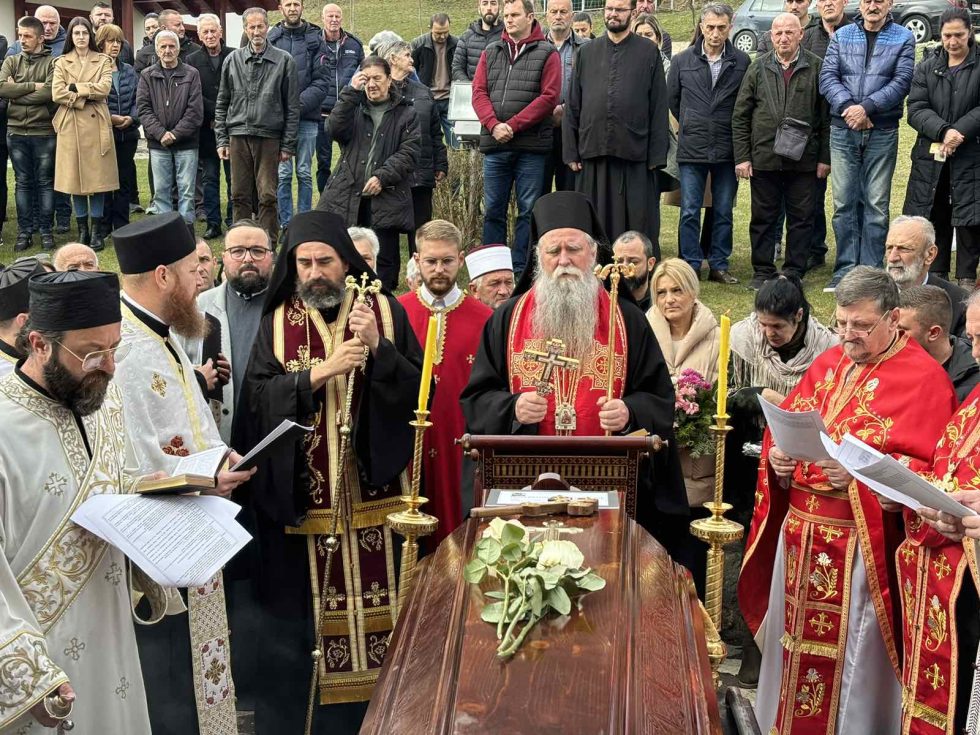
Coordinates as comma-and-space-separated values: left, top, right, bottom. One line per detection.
225, 247, 273, 261
55, 340, 132, 372
832, 312, 887, 338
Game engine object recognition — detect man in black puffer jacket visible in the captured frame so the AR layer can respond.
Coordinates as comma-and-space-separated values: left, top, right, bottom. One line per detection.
452, 0, 504, 80
472, 0, 560, 275
267, 0, 329, 234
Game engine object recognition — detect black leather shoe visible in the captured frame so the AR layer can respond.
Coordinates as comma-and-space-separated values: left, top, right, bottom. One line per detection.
202, 225, 222, 240
40, 234, 55, 251
54, 220, 70, 235
708, 269, 739, 285
77, 219, 90, 246
805, 254, 826, 273
14, 232, 33, 252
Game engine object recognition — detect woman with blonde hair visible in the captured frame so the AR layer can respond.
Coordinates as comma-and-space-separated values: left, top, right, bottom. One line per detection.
646, 257, 720, 596
52, 17, 117, 250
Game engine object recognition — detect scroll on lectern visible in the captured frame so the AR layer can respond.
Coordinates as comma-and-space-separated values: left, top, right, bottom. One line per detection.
362, 434, 721, 734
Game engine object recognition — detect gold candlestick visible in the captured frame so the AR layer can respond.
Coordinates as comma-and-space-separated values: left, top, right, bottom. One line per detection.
387, 409, 439, 623
689, 414, 744, 688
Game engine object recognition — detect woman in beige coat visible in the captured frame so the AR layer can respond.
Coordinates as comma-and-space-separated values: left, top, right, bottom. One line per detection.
52, 17, 117, 251
646, 257, 720, 597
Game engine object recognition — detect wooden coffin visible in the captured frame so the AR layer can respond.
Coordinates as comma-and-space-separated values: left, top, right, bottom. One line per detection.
362, 507, 721, 734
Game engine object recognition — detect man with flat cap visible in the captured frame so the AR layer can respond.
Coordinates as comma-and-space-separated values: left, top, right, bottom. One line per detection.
0, 269, 168, 734
110, 212, 255, 735
235, 209, 422, 733
0, 257, 46, 374
461, 191, 687, 537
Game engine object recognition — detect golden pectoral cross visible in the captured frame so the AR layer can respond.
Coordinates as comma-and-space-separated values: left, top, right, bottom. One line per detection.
522, 338, 580, 396
345, 272, 382, 304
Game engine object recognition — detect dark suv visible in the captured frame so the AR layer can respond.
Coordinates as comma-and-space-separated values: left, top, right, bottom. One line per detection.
731, 0, 978, 52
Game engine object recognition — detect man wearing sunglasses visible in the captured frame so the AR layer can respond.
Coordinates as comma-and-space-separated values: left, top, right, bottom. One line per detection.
177, 219, 275, 444
740, 266, 958, 734
0, 269, 166, 733
110, 212, 256, 735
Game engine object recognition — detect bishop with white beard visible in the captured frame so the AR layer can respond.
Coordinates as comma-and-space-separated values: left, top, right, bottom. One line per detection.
461, 191, 687, 528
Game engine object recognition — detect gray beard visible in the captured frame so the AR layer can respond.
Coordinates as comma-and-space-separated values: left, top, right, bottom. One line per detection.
296, 277, 344, 310
531, 264, 599, 360
888, 258, 926, 288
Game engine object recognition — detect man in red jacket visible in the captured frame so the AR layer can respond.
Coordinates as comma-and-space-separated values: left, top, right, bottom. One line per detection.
471, 0, 560, 275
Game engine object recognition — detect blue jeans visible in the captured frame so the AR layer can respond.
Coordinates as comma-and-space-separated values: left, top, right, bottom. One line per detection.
150, 147, 199, 224
678, 162, 738, 272
482, 150, 547, 274
829, 126, 899, 280
432, 98, 458, 150
73, 193, 104, 220
7, 134, 55, 235
201, 156, 232, 228
277, 119, 318, 228
315, 116, 332, 194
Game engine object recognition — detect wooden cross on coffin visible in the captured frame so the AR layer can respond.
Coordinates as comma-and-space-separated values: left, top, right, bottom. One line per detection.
522, 338, 580, 432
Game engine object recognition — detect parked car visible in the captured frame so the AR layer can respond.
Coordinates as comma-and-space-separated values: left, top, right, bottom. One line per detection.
731, 0, 977, 52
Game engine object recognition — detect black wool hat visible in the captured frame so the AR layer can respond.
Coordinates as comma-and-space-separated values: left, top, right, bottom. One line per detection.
29, 271, 121, 331
113, 212, 196, 275
0, 258, 47, 320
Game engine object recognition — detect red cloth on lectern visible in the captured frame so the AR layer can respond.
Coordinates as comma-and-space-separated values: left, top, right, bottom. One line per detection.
398, 291, 491, 543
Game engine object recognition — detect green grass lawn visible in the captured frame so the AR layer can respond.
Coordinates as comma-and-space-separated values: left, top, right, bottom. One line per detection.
0, 8, 924, 324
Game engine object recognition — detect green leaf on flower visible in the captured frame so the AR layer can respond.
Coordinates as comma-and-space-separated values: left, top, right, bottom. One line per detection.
481, 601, 505, 624
484, 591, 506, 600
577, 573, 606, 592
501, 542, 524, 563
546, 586, 572, 615
538, 568, 562, 590
528, 578, 544, 617
500, 521, 526, 546
463, 559, 487, 584
476, 538, 502, 565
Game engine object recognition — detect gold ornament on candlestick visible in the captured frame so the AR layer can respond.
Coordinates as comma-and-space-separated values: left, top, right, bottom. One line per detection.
304, 273, 381, 735
387, 316, 440, 623
689, 313, 743, 688
594, 257, 634, 436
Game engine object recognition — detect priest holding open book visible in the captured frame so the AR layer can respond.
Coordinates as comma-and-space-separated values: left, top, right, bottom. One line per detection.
235, 210, 422, 734
0, 270, 166, 733
110, 212, 256, 735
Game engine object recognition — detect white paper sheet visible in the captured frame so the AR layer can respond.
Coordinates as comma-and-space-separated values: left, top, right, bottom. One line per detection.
172, 445, 228, 477
758, 396, 832, 462
72, 494, 251, 587
486, 489, 619, 509
833, 434, 977, 518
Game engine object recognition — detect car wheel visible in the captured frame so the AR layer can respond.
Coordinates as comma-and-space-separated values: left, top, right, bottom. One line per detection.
733, 30, 757, 52
902, 14, 930, 43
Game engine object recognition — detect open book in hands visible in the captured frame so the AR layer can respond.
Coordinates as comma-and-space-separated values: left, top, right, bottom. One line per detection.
135, 420, 314, 495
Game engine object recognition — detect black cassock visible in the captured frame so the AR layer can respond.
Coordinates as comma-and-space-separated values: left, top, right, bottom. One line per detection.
230, 298, 421, 735
563, 33, 669, 256
459, 294, 689, 535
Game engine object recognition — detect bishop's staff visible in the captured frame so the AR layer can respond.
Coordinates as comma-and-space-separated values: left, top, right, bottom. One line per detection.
594, 257, 635, 436
305, 273, 381, 735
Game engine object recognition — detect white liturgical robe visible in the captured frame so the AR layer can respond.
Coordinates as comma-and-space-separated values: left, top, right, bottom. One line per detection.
0, 372, 158, 734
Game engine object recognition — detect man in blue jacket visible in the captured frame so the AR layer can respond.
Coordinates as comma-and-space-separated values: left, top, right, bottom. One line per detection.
819, 0, 914, 291
268, 0, 329, 234
316, 3, 364, 193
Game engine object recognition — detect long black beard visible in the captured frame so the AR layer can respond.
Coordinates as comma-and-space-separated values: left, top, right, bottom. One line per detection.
43, 353, 111, 417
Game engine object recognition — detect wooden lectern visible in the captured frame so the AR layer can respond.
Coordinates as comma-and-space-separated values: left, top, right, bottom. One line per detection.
459, 433, 665, 518
362, 435, 721, 734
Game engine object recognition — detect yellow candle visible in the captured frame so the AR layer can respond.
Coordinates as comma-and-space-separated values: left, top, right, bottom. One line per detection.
418, 316, 438, 412
717, 313, 731, 418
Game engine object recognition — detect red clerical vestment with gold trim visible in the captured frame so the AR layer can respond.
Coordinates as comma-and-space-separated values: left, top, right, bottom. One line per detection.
506, 287, 626, 436
739, 335, 957, 734
898, 385, 980, 735
398, 289, 491, 544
